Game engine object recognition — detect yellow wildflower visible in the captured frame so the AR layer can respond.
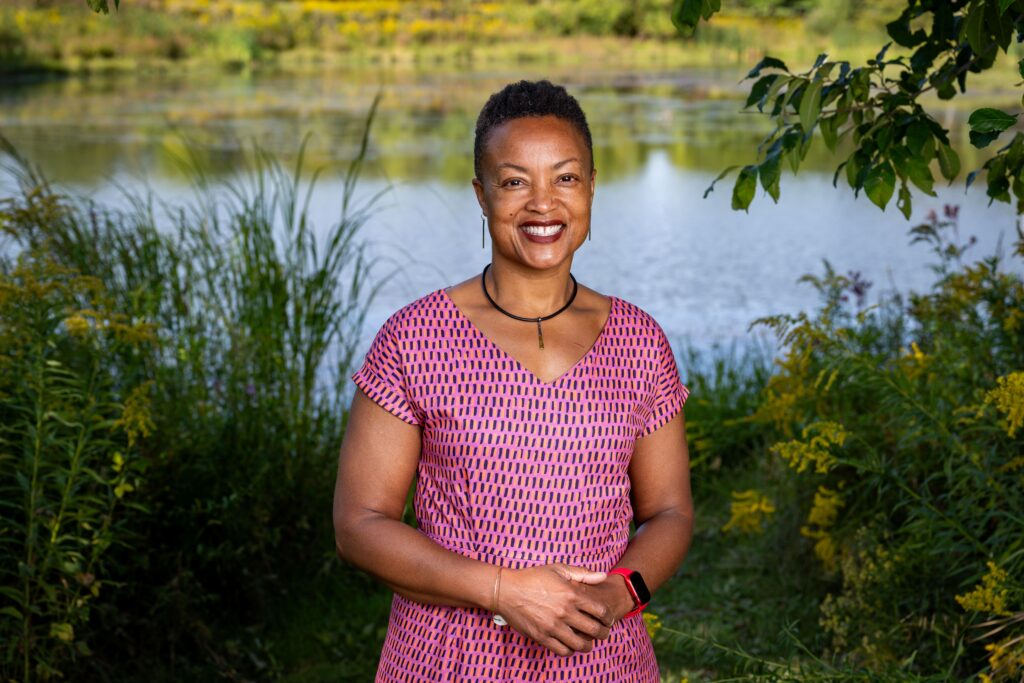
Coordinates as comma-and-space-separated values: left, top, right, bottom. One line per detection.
642, 612, 662, 640
956, 561, 1011, 616
800, 527, 839, 572
113, 381, 155, 448
114, 480, 135, 499
807, 485, 844, 528
1004, 307, 1022, 334
997, 456, 1024, 473
770, 421, 848, 474
64, 313, 91, 337
986, 637, 1024, 680
910, 341, 926, 363
984, 372, 1024, 438
799, 485, 845, 572
722, 490, 775, 534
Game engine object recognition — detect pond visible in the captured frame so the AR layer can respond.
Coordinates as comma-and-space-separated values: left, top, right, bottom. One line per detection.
1, 64, 1018, 369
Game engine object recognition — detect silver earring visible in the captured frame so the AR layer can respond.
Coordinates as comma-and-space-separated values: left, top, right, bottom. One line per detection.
481, 214, 486, 249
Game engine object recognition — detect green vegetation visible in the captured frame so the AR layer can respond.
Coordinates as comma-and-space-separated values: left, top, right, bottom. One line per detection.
2, 1, 1023, 681
0, 102, 389, 680
3, 115, 1022, 679
683, 0, 1024, 222
0, 0, 904, 74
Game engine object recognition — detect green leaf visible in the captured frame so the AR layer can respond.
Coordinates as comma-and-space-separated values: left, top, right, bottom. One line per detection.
851, 69, 871, 102
905, 121, 933, 158
864, 161, 896, 209
937, 143, 961, 181
1000, 0, 1017, 13
759, 155, 781, 202
897, 182, 912, 219
50, 622, 75, 642
820, 115, 839, 151
876, 124, 895, 152
745, 56, 789, 80
671, 0, 704, 36
970, 129, 1002, 148
846, 153, 861, 189
964, 3, 986, 55
732, 165, 758, 212
799, 78, 823, 133
787, 137, 811, 174
704, 165, 739, 199
1006, 132, 1024, 168
968, 107, 1018, 133
86, 0, 110, 12
702, 0, 721, 20
906, 159, 936, 196
746, 75, 778, 110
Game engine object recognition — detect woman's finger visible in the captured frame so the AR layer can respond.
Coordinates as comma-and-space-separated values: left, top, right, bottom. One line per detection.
564, 609, 610, 641
552, 563, 606, 585
551, 622, 594, 654
574, 594, 614, 628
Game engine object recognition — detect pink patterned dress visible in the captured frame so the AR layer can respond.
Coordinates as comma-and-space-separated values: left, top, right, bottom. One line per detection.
350, 286, 690, 683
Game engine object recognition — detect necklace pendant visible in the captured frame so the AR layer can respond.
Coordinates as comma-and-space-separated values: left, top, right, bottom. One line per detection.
536, 318, 544, 349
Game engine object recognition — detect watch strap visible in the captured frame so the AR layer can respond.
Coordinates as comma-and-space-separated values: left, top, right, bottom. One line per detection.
608, 567, 649, 618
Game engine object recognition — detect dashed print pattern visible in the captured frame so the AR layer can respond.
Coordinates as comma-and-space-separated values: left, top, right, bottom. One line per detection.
350, 287, 690, 682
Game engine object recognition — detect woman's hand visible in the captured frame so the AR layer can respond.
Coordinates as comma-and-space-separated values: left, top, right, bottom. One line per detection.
497, 563, 614, 656
578, 574, 637, 627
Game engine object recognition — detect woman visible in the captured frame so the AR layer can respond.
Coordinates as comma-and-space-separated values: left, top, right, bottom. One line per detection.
333, 79, 693, 682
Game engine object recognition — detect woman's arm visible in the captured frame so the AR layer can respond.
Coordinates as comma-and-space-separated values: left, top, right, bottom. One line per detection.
333, 388, 615, 655
580, 409, 694, 618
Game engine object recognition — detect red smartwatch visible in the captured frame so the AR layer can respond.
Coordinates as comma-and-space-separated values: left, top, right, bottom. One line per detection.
608, 568, 651, 618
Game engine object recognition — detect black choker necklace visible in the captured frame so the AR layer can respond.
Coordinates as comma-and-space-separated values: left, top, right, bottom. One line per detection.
480, 263, 577, 349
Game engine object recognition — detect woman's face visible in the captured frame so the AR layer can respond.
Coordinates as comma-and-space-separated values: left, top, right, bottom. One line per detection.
473, 115, 596, 271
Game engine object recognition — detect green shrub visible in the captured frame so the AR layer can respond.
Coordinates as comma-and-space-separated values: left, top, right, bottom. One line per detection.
0, 98, 387, 679
745, 207, 1024, 678
0, 236, 154, 679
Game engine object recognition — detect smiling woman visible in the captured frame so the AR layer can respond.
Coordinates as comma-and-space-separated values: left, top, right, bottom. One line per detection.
333, 79, 694, 683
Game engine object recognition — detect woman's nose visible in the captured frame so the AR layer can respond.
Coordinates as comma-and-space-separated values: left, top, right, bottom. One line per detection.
526, 183, 555, 212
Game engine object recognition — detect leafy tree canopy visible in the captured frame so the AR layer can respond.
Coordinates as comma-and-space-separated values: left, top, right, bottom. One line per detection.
675, 0, 1024, 234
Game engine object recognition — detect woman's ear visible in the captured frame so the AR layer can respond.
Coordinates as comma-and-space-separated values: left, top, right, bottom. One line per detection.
589, 166, 597, 201
472, 176, 487, 213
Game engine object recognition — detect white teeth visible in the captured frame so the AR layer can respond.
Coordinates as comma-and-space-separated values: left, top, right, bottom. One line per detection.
521, 224, 565, 237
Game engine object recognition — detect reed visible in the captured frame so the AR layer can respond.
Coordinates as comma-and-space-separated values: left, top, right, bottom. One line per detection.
0, 95, 399, 679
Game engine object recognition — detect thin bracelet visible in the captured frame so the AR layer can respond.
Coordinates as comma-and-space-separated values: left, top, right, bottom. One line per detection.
491, 566, 507, 626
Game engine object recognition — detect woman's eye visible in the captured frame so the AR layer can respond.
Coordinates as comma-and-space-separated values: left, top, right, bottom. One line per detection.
559, 175, 577, 183
503, 178, 523, 187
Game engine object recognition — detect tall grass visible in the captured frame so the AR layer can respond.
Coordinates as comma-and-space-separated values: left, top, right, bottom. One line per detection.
0, 96, 397, 680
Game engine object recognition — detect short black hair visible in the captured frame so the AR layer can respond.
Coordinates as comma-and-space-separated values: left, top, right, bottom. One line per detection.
473, 79, 594, 181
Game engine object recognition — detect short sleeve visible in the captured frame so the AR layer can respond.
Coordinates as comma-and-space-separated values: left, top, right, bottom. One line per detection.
639, 325, 690, 438
350, 314, 422, 426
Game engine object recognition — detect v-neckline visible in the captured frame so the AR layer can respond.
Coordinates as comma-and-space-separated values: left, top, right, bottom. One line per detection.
439, 286, 616, 388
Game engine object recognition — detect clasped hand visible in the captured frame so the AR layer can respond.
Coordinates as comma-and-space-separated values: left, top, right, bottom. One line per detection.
495, 563, 632, 656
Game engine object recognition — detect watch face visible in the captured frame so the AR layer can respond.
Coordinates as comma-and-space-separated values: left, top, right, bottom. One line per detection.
631, 571, 651, 605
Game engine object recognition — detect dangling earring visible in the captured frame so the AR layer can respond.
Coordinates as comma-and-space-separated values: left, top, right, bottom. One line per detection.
588, 224, 592, 241
481, 214, 486, 249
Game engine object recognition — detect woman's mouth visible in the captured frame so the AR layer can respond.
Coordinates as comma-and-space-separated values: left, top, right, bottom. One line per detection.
519, 222, 566, 243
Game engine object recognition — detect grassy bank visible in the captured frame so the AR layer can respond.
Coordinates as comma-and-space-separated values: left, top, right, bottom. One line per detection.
0, 0, 904, 76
